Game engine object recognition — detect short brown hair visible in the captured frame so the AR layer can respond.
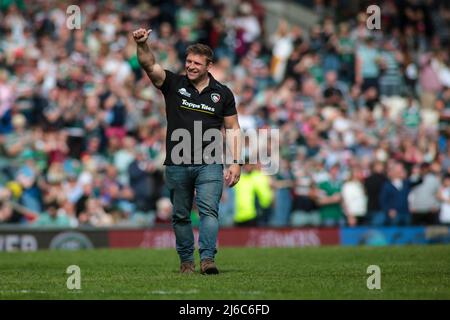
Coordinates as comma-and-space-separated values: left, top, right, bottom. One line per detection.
186, 43, 214, 64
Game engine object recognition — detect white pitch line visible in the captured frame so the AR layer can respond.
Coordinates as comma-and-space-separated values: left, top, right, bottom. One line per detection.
0, 290, 47, 294
151, 289, 200, 295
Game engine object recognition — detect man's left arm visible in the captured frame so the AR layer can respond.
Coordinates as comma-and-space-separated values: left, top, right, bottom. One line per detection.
224, 114, 241, 187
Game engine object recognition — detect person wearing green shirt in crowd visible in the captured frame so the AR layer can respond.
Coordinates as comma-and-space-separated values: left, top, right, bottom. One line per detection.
308, 51, 324, 85
3, 114, 33, 171
175, 0, 198, 42
33, 202, 71, 228
316, 164, 344, 227
401, 96, 421, 135
337, 22, 355, 84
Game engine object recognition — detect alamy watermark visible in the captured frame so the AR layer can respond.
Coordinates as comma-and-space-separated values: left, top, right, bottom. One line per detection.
66, 5, 81, 30
366, 5, 381, 30
170, 122, 280, 174
366, 265, 381, 290
66, 265, 81, 290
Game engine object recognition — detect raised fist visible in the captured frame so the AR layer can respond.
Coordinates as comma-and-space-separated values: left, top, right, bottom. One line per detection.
132, 28, 152, 44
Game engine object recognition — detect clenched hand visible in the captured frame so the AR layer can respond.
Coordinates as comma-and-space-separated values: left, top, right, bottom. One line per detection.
132, 28, 152, 44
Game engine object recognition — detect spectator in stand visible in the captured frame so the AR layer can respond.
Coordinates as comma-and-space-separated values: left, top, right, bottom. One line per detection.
291, 160, 321, 227
269, 19, 294, 83
400, 96, 421, 137
419, 51, 443, 109
234, 163, 258, 226
232, 2, 261, 59
270, 159, 295, 227
337, 22, 355, 84
234, 162, 272, 226
364, 161, 388, 226
436, 86, 450, 135
409, 162, 441, 225
379, 38, 404, 97
355, 36, 383, 101
154, 197, 173, 225
32, 201, 71, 227
321, 70, 349, 109
342, 166, 368, 226
128, 146, 158, 213
0, 69, 14, 134
0, 200, 23, 223
437, 173, 450, 225
315, 164, 344, 227
3, 114, 32, 172
80, 197, 114, 227
379, 161, 422, 226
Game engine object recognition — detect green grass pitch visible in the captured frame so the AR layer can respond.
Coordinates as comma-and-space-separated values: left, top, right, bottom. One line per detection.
0, 245, 449, 299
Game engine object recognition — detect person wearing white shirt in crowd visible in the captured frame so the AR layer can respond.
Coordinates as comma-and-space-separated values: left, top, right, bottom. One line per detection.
342, 166, 368, 226
437, 173, 450, 225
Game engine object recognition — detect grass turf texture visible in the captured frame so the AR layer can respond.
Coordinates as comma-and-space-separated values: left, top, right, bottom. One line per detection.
0, 245, 449, 299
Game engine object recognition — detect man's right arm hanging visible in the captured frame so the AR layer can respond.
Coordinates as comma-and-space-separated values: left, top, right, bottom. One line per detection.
132, 28, 166, 88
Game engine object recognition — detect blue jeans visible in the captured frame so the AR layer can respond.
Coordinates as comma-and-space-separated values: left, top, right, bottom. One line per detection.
165, 164, 223, 263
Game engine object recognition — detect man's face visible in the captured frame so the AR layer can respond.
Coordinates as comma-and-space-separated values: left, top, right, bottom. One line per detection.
393, 164, 406, 180
325, 71, 337, 85
444, 177, 450, 188
185, 54, 210, 82
330, 166, 339, 179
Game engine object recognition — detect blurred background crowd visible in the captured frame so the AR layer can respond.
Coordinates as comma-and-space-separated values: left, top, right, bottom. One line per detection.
0, 0, 450, 228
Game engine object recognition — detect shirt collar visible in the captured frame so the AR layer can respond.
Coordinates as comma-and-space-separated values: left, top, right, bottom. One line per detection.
184, 72, 220, 92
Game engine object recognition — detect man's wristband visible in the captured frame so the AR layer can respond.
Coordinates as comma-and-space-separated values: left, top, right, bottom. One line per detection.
232, 159, 244, 166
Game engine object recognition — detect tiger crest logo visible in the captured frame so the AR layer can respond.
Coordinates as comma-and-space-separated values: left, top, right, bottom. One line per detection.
211, 93, 221, 103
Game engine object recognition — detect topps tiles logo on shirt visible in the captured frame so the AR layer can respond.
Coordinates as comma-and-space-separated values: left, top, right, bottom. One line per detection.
181, 99, 215, 113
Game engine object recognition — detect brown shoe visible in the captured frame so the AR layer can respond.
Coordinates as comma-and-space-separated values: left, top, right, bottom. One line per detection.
180, 261, 195, 274
200, 258, 219, 275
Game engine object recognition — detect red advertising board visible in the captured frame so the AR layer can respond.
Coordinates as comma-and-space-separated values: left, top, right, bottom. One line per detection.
109, 227, 340, 248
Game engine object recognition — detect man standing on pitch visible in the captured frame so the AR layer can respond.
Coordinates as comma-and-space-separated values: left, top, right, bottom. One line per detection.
132, 28, 242, 274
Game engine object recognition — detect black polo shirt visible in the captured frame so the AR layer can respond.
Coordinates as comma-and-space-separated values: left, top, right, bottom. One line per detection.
158, 70, 237, 165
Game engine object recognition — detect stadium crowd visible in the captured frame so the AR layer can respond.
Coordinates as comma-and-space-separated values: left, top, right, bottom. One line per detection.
0, 0, 450, 228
